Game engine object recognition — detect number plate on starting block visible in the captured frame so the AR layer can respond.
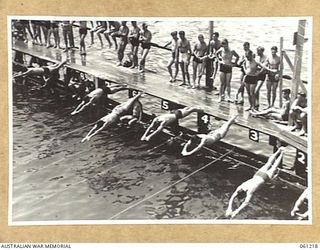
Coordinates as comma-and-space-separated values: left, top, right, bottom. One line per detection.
198, 113, 210, 134
249, 129, 259, 142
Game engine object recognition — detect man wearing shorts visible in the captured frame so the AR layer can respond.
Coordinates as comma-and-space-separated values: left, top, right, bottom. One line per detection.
192, 34, 207, 88
177, 31, 192, 87
164, 31, 179, 82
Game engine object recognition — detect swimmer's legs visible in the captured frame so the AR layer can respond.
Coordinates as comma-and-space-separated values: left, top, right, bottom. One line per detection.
216, 115, 237, 138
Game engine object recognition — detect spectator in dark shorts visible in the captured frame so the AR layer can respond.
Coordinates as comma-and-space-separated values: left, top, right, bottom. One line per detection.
250, 88, 291, 122
62, 21, 73, 52
105, 21, 121, 50
242, 50, 259, 111
235, 42, 252, 105
113, 21, 129, 66
208, 32, 222, 86
192, 34, 207, 89
139, 23, 152, 73
254, 46, 267, 109
216, 39, 239, 102
128, 21, 141, 69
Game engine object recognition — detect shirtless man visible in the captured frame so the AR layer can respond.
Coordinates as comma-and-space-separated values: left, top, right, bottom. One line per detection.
208, 32, 222, 85
141, 106, 203, 141
177, 31, 192, 87
139, 23, 152, 73
82, 92, 142, 142
289, 92, 308, 136
95, 21, 108, 49
164, 31, 179, 82
128, 21, 141, 69
14, 59, 67, 79
291, 188, 309, 220
70, 83, 128, 115
216, 39, 239, 102
225, 147, 285, 218
79, 21, 88, 56
250, 88, 291, 121
192, 34, 207, 88
264, 46, 281, 108
254, 46, 268, 109
181, 115, 237, 156
243, 50, 259, 111
235, 42, 252, 105
113, 21, 129, 66
119, 97, 143, 126
105, 21, 121, 50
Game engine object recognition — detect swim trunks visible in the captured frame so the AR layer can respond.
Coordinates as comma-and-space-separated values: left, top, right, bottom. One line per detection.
281, 113, 289, 121
180, 53, 188, 63
244, 75, 257, 85
171, 51, 176, 59
101, 85, 112, 95
255, 170, 270, 182
256, 72, 267, 81
79, 27, 87, 35
267, 73, 279, 82
129, 37, 139, 46
141, 43, 151, 50
193, 56, 202, 64
219, 63, 232, 73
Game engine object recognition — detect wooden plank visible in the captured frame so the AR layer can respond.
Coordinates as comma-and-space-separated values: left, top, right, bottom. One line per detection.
283, 51, 294, 72
279, 37, 284, 107
12, 41, 307, 153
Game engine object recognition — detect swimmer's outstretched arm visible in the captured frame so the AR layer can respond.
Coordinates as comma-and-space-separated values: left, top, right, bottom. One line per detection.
13, 69, 32, 79
145, 121, 165, 141
71, 99, 93, 116
81, 121, 107, 142
141, 119, 156, 141
181, 137, 206, 156
231, 193, 252, 218
291, 188, 309, 217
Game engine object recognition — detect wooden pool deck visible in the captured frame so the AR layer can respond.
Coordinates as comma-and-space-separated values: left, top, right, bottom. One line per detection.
12, 41, 307, 154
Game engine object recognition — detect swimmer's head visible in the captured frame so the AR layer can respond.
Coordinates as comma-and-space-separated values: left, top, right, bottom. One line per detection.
237, 190, 247, 200
174, 109, 183, 119
243, 42, 250, 50
198, 34, 205, 42
257, 46, 265, 55
221, 39, 228, 47
282, 88, 291, 98
213, 32, 219, 39
245, 50, 254, 60
131, 21, 137, 26
178, 30, 185, 38
121, 21, 127, 26
271, 46, 278, 55
297, 92, 307, 99
142, 22, 148, 30
171, 31, 178, 37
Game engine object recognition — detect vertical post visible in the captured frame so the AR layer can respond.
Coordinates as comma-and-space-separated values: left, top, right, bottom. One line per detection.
288, 20, 306, 126
291, 20, 306, 102
279, 37, 284, 107
205, 21, 214, 90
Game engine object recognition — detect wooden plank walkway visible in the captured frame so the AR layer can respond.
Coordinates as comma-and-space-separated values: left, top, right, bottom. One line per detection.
12, 41, 308, 153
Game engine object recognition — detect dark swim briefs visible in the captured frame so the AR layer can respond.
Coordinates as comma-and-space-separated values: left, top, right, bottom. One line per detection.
219, 63, 232, 73
255, 170, 270, 182
281, 113, 289, 121
256, 72, 267, 81
268, 73, 279, 82
79, 27, 87, 35
129, 37, 140, 46
193, 56, 202, 64
141, 43, 151, 50
244, 75, 257, 85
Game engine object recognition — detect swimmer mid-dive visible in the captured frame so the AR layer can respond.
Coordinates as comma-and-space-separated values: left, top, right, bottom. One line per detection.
225, 146, 285, 219
119, 98, 143, 126
81, 92, 143, 142
70, 83, 128, 115
181, 115, 237, 156
141, 107, 203, 141
13, 59, 68, 79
